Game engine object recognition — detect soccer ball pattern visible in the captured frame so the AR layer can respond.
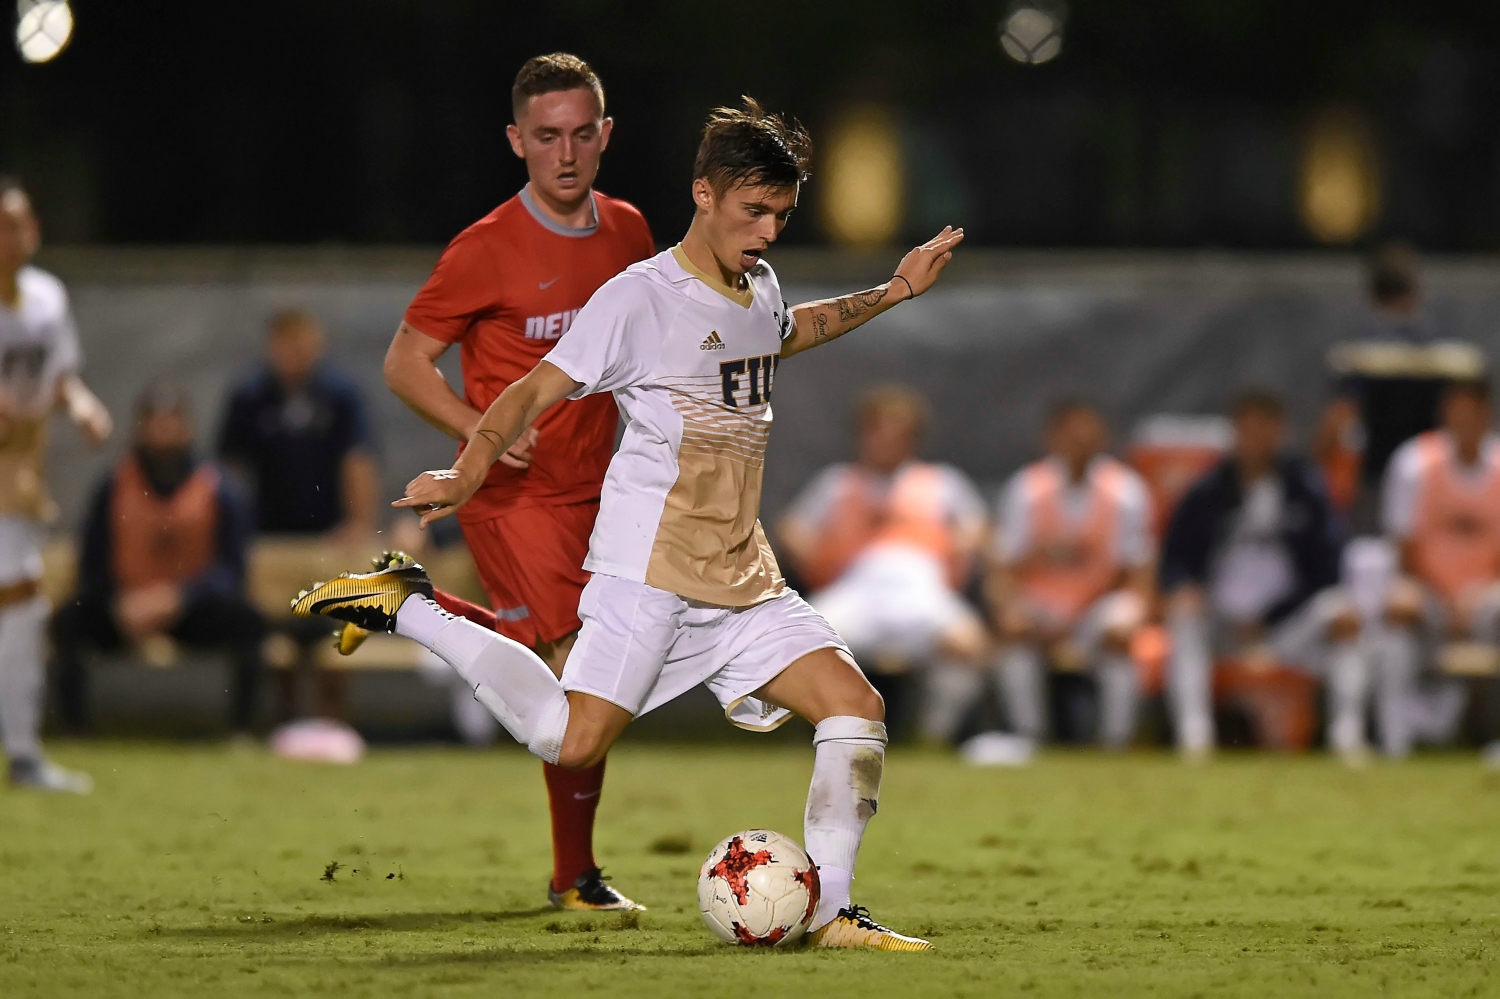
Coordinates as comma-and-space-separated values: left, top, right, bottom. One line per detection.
698, 829, 820, 946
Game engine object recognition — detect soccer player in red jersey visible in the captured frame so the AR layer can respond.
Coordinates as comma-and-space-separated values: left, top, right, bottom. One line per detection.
381, 53, 653, 911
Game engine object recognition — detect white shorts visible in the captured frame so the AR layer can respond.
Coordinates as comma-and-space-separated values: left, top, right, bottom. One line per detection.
0, 516, 43, 588
811, 547, 974, 662
564, 573, 849, 732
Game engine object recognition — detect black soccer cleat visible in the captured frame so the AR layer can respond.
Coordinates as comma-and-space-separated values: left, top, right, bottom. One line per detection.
547, 867, 646, 912
291, 557, 434, 633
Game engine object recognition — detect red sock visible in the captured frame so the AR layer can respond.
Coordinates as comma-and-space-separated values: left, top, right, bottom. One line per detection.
544, 757, 606, 892
431, 588, 498, 633
428, 588, 599, 889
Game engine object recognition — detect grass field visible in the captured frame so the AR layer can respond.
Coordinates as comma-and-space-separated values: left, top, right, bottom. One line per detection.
3, 741, 1499, 998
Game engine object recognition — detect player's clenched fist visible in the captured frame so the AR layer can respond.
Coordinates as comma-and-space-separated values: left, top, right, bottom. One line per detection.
393, 467, 480, 526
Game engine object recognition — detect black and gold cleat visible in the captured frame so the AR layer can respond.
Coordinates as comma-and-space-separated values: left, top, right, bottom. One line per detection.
807, 905, 932, 951
332, 552, 420, 655
291, 558, 433, 633
548, 868, 646, 912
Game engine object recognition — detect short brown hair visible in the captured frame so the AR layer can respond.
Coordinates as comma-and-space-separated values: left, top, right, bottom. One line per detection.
1230, 388, 1285, 421
267, 307, 323, 338
511, 53, 605, 121
856, 383, 928, 433
693, 97, 812, 195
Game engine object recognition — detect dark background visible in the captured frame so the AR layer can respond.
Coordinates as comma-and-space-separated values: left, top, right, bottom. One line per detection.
6, 0, 1500, 249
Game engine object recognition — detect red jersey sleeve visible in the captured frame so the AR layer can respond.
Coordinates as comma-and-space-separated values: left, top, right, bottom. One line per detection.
403, 227, 501, 345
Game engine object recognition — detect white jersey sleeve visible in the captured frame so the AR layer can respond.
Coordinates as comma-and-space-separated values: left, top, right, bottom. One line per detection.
1112, 468, 1155, 568
1381, 437, 1426, 539
938, 464, 988, 534
993, 471, 1031, 565
544, 270, 673, 399
782, 464, 849, 531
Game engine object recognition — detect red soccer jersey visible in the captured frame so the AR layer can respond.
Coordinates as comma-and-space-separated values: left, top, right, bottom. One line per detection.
403, 187, 654, 521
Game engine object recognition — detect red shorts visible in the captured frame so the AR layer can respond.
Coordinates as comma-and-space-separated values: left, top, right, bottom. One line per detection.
459, 499, 597, 647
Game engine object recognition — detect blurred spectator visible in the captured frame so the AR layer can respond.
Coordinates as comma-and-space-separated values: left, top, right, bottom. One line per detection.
218, 309, 377, 541
54, 381, 262, 734
776, 385, 987, 740
1316, 242, 1482, 522
0, 176, 111, 794
987, 401, 1154, 749
1378, 379, 1499, 757
1161, 390, 1364, 759
217, 309, 377, 722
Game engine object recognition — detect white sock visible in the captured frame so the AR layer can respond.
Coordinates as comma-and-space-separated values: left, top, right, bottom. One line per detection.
0, 596, 48, 762
395, 595, 570, 763
804, 715, 886, 930
997, 644, 1046, 739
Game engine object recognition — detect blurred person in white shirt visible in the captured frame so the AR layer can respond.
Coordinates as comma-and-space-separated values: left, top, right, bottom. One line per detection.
987, 401, 1154, 749
777, 385, 988, 740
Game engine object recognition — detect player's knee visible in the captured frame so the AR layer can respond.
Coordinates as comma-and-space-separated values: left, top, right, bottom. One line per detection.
847, 682, 885, 724
556, 737, 608, 771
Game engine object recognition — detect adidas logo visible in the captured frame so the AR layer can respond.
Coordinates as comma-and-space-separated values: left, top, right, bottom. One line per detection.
699, 331, 725, 351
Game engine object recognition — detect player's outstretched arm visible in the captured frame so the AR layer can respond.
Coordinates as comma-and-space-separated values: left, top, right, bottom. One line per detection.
58, 374, 112, 446
780, 226, 964, 358
393, 360, 582, 527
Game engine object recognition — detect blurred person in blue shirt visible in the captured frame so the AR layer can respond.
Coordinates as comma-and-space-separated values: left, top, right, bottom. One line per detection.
217, 309, 378, 722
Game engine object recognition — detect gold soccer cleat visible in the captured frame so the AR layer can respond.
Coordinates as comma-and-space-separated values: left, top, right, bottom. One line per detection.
807, 906, 933, 951
331, 552, 418, 655
335, 623, 371, 656
548, 868, 646, 912
291, 558, 433, 633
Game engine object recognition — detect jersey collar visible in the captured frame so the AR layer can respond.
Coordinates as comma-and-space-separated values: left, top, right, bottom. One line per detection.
519, 183, 599, 238
669, 244, 754, 309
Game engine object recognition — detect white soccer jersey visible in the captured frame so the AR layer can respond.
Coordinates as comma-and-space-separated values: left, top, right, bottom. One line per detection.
0, 265, 82, 524
545, 246, 791, 607
543, 247, 792, 606
0, 266, 80, 418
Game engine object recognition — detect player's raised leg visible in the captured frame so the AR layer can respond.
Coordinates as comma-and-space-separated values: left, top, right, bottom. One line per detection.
331, 550, 639, 910
752, 647, 932, 951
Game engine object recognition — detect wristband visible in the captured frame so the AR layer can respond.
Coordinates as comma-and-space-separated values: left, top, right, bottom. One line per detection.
893, 274, 915, 300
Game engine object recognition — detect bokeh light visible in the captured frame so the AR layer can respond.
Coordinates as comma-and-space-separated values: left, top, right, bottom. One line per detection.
1299, 105, 1382, 244
999, 2, 1065, 65
16, 0, 73, 64
820, 105, 904, 248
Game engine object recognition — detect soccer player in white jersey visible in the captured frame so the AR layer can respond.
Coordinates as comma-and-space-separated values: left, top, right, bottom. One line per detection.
0, 177, 113, 793
294, 100, 963, 950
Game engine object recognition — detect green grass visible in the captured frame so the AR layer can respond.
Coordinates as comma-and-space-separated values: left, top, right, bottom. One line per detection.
3, 742, 1500, 997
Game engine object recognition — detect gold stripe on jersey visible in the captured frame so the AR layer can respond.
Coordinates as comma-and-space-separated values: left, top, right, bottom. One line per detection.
643, 377, 785, 607
670, 245, 754, 309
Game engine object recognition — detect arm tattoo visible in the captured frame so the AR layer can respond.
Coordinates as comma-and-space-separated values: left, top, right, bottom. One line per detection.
811, 312, 831, 343
475, 427, 506, 455
834, 286, 888, 322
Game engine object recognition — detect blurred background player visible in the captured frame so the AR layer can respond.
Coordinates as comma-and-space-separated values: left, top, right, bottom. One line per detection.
380, 53, 654, 910
218, 309, 377, 730
1161, 390, 1364, 759
987, 401, 1154, 749
776, 384, 987, 742
0, 176, 111, 792
54, 381, 263, 739
1378, 378, 1500, 758
1316, 243, 1483, 524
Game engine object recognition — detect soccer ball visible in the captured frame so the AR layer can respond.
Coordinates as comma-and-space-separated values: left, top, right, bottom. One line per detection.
697, 829, 820, 946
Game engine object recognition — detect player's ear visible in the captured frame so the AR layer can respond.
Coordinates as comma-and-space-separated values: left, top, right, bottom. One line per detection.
598, 117, 614, 153
692, 177, 716, 213
505, 123, 525, 160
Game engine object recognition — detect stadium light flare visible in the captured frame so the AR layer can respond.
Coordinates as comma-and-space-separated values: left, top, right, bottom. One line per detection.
15, 0, 72, 63
999, 1, 1066, 65
819, 105, 904, 248
1299, 106, 1382, 245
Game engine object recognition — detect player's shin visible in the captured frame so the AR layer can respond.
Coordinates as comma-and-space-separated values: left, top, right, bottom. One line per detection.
804, 715, 887, 931
395, 595, 571, 763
